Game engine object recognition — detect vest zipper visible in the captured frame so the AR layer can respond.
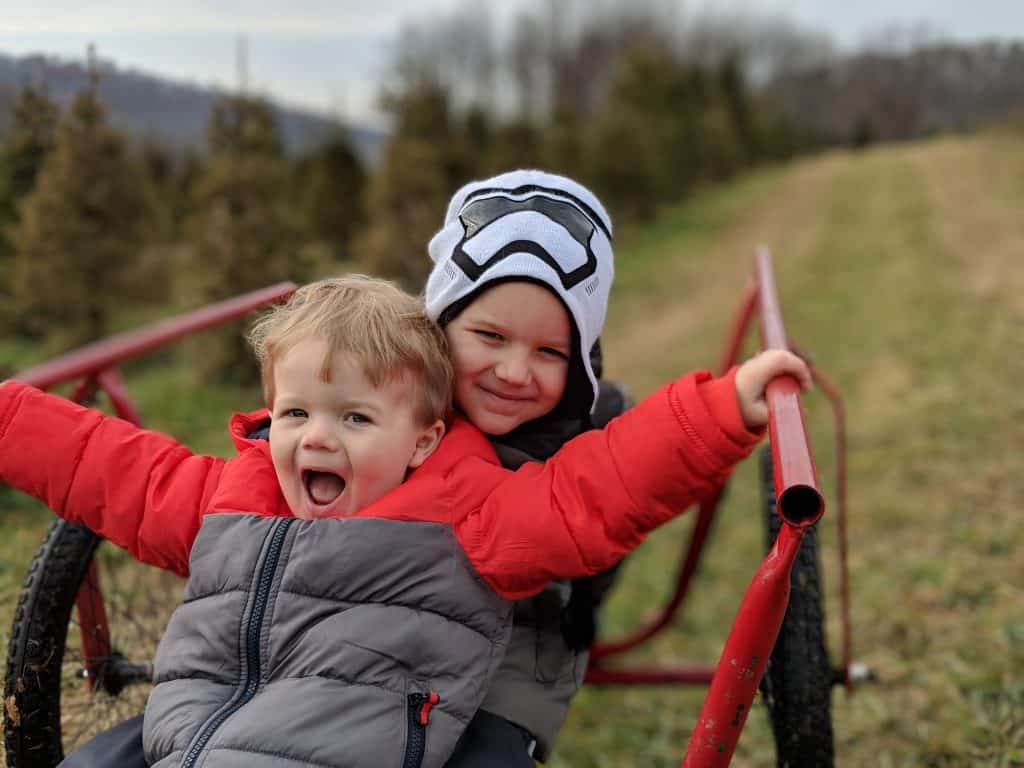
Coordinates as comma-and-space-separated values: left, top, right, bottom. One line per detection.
403, 691, 439, 768
181, 517, 293, 768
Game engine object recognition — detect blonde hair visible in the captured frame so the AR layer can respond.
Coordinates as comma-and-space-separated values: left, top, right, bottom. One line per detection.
248, 275, 452, 425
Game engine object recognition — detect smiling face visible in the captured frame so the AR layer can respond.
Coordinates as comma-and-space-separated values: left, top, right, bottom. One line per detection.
444, 281, 571, 435
268, 338, 444, 520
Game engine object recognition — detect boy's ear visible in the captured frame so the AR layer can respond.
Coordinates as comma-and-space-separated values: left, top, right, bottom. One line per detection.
409, 420, 445, 469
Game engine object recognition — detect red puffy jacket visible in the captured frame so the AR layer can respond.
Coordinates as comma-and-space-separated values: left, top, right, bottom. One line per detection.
0, 371, 758, 599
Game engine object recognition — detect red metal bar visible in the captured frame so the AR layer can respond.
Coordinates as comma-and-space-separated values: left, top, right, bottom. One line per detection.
14, 282, 297, 390
681, 524, 806, 767
806, 360, 853, 691
74, 560, 112, 691
96, 368, 144, 426
69, 376, 99, 404
755, 247, 823, 527
718, 281, 758, 375
586, 664, 715, 685
589, 494, 719, 663
682, 247, 825, 766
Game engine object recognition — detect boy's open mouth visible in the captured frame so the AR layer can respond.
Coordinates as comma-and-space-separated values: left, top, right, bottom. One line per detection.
303, 469, 346, 506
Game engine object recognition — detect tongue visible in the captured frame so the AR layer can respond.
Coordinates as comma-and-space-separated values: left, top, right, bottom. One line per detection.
308, 472, 344, 505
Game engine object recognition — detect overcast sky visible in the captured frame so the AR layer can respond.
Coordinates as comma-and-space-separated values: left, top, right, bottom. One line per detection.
1, 1, 1022, 127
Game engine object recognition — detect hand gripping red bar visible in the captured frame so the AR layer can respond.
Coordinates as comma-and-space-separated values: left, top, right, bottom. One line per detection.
681, 247, 824, 767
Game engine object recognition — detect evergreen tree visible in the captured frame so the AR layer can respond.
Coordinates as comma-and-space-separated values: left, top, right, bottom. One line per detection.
542, 103, 587, 181
585, 45, 746, 218
718, 55, 758, 166
478, 117, 542, 176
354, 136, 448, 289
0, 84, 58, 327
586, 46, 688, 219
183, 95, 294, 383
293, 132, 366, 259
355, 79, 462, 289
169, 148, 205, 233
137, 140, 178, 240
8, 76, 148, 349
461, 106, 493, 170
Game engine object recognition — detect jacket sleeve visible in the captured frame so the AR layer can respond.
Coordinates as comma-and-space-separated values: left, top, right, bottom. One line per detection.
454, 370, 763, 600
0, 381, 224, 575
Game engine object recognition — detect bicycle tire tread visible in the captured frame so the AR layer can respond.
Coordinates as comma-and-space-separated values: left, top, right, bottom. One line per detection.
758, 447, 835, 768
4, 519, 100, 768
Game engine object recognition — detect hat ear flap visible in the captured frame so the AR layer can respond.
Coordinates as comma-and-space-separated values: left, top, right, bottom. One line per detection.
550, 322, 596, 419
589, 339, 603, 380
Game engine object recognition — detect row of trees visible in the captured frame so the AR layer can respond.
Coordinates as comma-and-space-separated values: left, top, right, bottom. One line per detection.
1, 6, 822, 380
0, 71, 366, 380
359, 3, 818, 289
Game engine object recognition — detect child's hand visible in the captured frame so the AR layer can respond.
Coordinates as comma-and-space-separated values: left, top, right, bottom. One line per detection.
734, 350, 812, 430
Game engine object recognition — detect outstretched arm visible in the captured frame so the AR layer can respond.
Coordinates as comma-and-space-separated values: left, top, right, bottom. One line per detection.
0, 381, 224, 575
457, 369, 763, 599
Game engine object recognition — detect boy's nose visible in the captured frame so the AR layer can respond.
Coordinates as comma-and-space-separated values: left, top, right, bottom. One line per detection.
495, 353, 531, 386
302, 419, 340, 451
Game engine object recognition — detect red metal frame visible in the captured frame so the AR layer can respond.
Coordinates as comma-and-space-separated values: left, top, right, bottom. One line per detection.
803, 357, 853, 689
680, 246, 825, 766
74, 561, 112, 687
586, 250, 852, 703
13, 282, 296, 690
585, 284, 758, 686
16, 282, 297, 392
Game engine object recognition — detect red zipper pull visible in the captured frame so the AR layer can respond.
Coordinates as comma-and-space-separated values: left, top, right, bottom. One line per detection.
419, 691, 440, 725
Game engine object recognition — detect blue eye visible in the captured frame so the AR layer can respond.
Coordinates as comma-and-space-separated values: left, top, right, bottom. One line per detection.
345, 412, 371, 425
285, 408, 308, 419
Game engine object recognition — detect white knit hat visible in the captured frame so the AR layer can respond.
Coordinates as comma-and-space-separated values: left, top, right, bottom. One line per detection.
425, 169, 614, 414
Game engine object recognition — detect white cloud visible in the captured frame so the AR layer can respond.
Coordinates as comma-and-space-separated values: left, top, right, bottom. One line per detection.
2, 0, 1023, 125
0, 0, 463, 40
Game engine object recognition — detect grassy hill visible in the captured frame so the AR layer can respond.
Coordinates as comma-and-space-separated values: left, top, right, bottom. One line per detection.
3, 128, 1023, 766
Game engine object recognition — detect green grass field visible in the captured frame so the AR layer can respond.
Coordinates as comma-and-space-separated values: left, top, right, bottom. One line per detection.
3, 129, 1023, 766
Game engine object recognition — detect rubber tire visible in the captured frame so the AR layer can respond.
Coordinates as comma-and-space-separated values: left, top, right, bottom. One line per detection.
5, 519, 100, 768
4, 518, 176, 768
757, 447, 835, 768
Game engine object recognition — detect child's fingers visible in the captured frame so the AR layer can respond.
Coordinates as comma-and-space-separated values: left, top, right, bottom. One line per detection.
747, 400, 769, 426
763, 350, 812, 391
787, 355, 813, 392
736, 350, 814, 429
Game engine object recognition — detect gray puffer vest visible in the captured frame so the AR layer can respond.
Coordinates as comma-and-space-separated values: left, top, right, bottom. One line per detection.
144, 513, 513, 768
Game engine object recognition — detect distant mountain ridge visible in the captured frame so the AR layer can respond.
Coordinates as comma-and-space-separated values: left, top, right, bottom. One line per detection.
0, 52, 387, 164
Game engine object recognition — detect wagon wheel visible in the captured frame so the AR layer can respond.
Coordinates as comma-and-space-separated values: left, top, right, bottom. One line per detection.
757, 447, 835, 767
4, 519, 182, 767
